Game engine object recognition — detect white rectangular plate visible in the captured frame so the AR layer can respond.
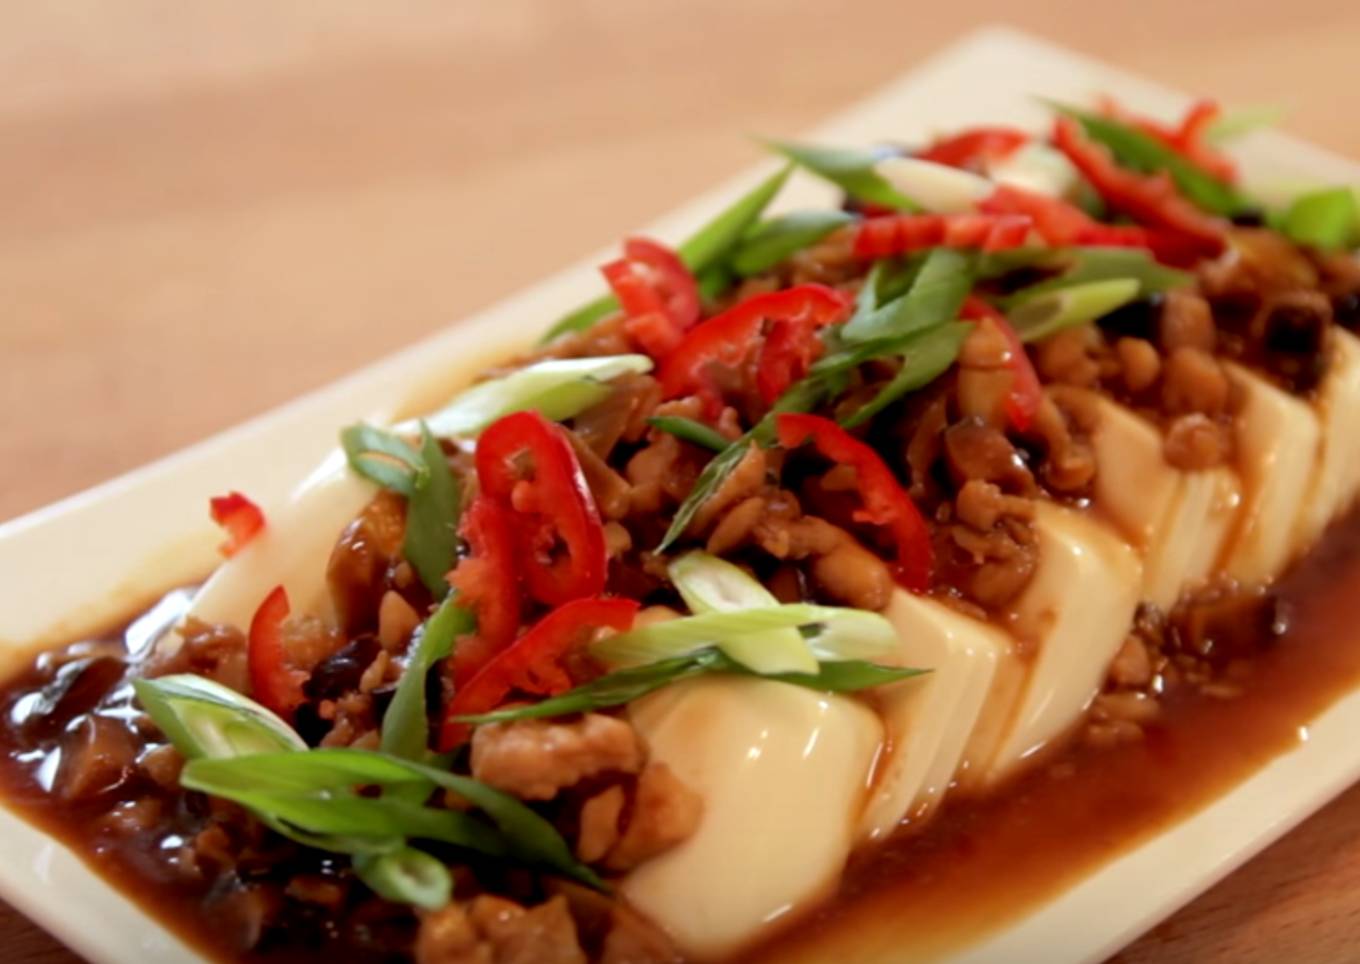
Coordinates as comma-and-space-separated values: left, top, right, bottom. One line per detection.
2, 25, 1359, 964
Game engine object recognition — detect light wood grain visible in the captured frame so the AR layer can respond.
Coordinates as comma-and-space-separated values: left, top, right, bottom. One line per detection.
3, 2, 1360, 961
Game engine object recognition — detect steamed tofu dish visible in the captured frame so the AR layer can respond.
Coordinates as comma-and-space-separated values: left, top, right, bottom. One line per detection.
2, 96, 1360, 964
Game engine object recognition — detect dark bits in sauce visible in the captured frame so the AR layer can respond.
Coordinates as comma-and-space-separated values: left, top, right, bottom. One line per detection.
6, 507, 1360, 962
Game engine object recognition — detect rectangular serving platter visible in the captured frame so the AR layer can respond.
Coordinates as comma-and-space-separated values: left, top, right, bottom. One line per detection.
3, 25, 1360, 964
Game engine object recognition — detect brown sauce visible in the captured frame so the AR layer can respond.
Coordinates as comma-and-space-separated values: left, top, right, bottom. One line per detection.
6, 509, 1360, 962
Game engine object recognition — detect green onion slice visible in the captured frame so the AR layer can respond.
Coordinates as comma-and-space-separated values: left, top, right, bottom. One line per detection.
354, 848, 454, 910
669, 552, 817, 674
133, 674, 306, 760
1010, 278, 1141, 343
421, 355, 653, 438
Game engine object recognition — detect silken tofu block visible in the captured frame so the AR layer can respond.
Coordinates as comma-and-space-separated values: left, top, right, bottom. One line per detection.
1142, 467, 1241, 610
1296, 329, 1360, 547
185, 449, 378, 633
1223, 364, 1323, 586
1090, 396, 1242, 610
858, 591, 1011, 842
1090, 397, 1181, 553
972, 502, 1143, 786
624, 678, 883, 961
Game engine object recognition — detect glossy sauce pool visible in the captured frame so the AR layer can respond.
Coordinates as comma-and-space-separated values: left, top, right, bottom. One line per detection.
6, 512, 1360, 963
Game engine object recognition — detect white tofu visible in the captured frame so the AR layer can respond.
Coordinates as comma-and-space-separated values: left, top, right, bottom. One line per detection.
1143, 468, 1241, 610
1224, 364, 1323, 585
182, 449, 378, 633
858, 592, 1010, 841
971, 503, 1143, 786
1296, 329, 1360, 547
1089, 397, 1180, 553
1089, 396, 1242, 609
623, 678, 882, 961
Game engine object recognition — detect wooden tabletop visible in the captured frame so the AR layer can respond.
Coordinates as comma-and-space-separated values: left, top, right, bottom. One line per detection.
4, 2, 1360, 961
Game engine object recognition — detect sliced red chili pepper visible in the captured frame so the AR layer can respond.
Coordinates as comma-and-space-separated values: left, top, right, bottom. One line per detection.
476, 410, 607, 608
774, 413, 933, 592
446, 495, 523, 686
755, 316, 824, 405
916, 126, 1030, 171
961, 296, 1041, 432
851, 213, 1033, 260
1097, 96, 1237, 183
247, 585, 307, 720
208, 491, 265, 558
600, 236, 701, 358
438, 596, 639, 748
1051, 116, 1226, 258
978, 184, 1204, 267
659, 284, 852, 402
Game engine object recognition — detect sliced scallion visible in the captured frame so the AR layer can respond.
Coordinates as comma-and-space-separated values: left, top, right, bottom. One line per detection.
420, 355, 653, 439
646, 416, 730, 452
381, 595, 474, 762
133, 674, 306, 760
1009, 278, 1141, 344
999, 247, 1190, 310
768, 140, 917, 210
354, 848, 454, 911
1277, 187, 1360, 251
730, 210, 855, 276
669, 552, 817, 674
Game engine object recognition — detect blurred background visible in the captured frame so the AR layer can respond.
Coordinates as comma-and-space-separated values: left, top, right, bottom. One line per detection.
3, 1, 1359, 525
2, 3, 1359, 957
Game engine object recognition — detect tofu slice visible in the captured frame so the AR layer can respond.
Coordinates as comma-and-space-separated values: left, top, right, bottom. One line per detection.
857, 592, 1010, 842
1143, 468, 1241, 610
1296, 329, 1360, 547
1223, 364, 1323, 585
1089, 396, 1241, 609
624, 678, 882, 961
182, 449, 378, 633
1089, 397, 1181, 553
969, 503, 1143, 786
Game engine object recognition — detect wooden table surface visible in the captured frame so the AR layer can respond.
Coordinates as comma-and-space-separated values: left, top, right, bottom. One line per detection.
4, 2, 1360, 961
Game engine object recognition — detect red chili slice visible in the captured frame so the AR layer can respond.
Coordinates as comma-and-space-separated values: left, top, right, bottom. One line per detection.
208, 491, 265, 558
979, 184, 1207, 267
1097, 96, 1237, 183
960, 296, 1042, 432
916, 126, 1031, 171
475, 410, 608, 608
852, 213, 1033, 260
438, 596, 639, 748
446, 495, 523, 686
659, 284, 852, 403
1051, 116, 1226, 258
247, 585, 307, 720
774, 413, 933, 592
600, 236, 701, 358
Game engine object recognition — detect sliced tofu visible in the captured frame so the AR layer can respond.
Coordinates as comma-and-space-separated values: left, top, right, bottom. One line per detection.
1143, 468, 1241, 610
858, 592, 1010, 841
1089, 397, 1181, 553
1296, 329, 1360, 547
969, 503, 1143, 786
183, 449, 378, 633
1089, 396, 1241, 609
1223, 364, 1323, 585
624, 678, 882, 961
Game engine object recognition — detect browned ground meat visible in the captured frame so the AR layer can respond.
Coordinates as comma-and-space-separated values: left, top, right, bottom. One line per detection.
416, 896, 586, 964
145, 617, 249, 691
602, 762, 703, 872
327, 490, 409, 634
470, 714, 644, 801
